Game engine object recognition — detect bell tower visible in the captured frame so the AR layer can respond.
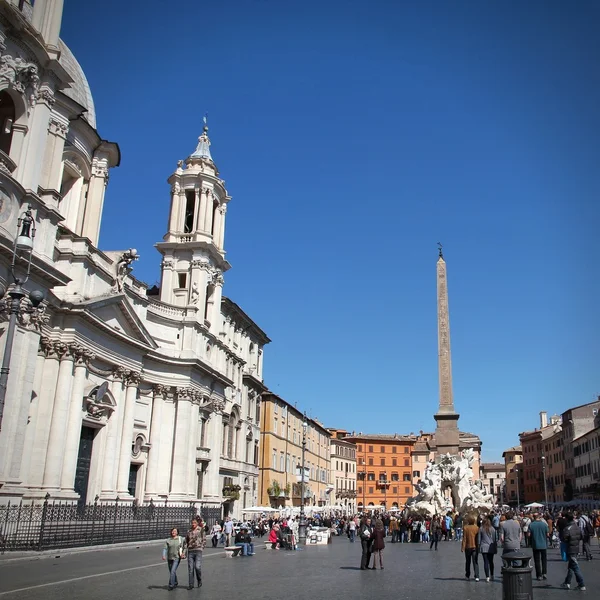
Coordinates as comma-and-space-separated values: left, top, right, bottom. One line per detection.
155, 122, 231, 332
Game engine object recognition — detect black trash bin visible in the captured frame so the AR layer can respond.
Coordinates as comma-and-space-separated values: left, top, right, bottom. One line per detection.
501, 550, 533, 600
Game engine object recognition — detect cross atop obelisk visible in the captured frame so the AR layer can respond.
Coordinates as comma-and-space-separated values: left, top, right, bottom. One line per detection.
433, 244, 460, 457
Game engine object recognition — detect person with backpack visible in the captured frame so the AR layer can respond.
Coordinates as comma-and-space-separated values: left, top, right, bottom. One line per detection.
562, 513, 586, 591
578, 511, 594, 561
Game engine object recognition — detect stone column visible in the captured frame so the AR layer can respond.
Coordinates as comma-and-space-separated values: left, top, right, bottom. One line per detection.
212, 203, 222, 242
144, 384, 165, 499
169, 388, 192, 499
81, 155, 109, 246
60, 348, 95, 491
18, 90, 54, 192
159, 258, 175, 304
217, 203, 227, 249
32, 0, 64, 49
197, 188, 208, 231
39, 116, 68, 198
116, 370, 142, 496
99, 367, 126, 499
168, 184, 182, 233
41, 342, 75, 491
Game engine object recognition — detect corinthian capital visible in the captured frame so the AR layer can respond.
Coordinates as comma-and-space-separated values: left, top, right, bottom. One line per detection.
126, 370, 142, 386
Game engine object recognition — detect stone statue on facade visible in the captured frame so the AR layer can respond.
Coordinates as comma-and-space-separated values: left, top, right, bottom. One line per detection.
114, 248, 139, 292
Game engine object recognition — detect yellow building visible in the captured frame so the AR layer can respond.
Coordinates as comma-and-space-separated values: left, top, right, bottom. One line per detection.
258, 392, 331, 507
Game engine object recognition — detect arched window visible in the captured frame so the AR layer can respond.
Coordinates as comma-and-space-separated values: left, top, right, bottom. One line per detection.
210, 198, 218, 235
0, 91, 15, 156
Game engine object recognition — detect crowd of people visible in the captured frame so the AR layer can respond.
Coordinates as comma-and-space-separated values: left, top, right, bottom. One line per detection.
344, 507, 600, 589
159, 507, 599, 591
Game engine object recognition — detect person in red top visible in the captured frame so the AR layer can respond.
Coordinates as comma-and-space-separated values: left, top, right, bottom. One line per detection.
268, 525, 279, 549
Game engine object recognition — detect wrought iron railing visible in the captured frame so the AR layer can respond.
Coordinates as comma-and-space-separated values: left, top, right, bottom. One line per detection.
0, 495, 222, 552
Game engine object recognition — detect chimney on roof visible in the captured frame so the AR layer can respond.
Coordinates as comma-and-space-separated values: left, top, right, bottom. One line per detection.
540, 411, 548, 429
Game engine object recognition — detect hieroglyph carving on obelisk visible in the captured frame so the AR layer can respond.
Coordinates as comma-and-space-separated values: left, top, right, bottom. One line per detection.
437, 255, 454, 414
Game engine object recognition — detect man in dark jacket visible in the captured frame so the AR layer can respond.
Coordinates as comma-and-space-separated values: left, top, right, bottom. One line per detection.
562, 513, 586, 590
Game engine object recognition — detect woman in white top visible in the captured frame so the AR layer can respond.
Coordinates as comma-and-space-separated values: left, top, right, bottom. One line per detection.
210, 522, 222, 548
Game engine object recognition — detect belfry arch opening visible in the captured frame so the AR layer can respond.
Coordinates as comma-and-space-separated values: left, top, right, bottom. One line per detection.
0, 91, 16, 156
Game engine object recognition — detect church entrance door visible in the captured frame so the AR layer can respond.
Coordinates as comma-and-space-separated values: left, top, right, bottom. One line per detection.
75, 426, 95, 508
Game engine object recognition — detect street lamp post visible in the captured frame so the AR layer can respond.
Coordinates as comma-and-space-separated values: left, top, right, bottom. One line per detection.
381, 478, 389, 509
0, 206, 44, 432
541, 456, 549, 507
298, 413, 308, 543
515, 465, 520, 509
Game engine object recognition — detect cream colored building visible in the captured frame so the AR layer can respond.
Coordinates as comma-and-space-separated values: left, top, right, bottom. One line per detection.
480, 462, 506, 504
328, 429, 357, 513
0, 0, 269, 520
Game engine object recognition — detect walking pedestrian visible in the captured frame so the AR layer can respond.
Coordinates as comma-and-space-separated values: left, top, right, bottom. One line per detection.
500, 512, 522, 553
162, 527, 185, 591
529, 513, 548, 581
210, 521, 221, 548
462, 516, 480, 581
478, 516, 497, 582
371, 518, 385, 569
223, 516, 234, 546
359, 516, 374, 570
185, 518, 206, 590
578, 512, 594, 561
562, 513, 586, 591
348, 517, 357, 543
430, 515, 442, 551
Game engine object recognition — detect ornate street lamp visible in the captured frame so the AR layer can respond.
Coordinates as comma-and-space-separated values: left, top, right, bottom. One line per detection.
298, 412, 308, 543
0, 206, 44, 431
515, 465, 520, 509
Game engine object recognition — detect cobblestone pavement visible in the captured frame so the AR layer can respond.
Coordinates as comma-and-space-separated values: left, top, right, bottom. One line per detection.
0, 536, 597, 599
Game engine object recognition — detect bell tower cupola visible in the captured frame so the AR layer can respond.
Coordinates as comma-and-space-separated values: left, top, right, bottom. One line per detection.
155, 120, 231, 330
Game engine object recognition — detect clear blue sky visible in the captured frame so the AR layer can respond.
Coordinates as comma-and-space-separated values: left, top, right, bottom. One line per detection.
61, 1, 599, 461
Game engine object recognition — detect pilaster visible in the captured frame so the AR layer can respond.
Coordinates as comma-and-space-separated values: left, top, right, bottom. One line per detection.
116, 370, 142, 496
60, 347, 95, 492
144, 384, 165, 499
99, 367, 126, 499
26, 338, 61, 489
42, 342, 76, 491
169, 388, 192, 500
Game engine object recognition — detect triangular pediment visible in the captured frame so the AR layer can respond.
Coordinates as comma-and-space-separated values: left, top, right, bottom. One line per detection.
77, 294, 158, 348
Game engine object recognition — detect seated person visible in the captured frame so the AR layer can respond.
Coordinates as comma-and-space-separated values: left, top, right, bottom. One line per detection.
268, 526, 279, 549
234, 527, 255, 556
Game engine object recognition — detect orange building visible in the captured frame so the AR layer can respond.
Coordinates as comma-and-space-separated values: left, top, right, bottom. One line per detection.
344, 434, 416, 510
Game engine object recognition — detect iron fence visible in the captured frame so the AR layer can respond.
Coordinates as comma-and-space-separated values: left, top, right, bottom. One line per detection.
0, 496, 222, 552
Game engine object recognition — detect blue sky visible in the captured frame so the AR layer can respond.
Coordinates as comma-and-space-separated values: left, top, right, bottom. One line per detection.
61, 1, 600, 461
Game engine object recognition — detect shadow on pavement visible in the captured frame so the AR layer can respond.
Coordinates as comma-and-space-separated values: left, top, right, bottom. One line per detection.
339, 567, 362, 570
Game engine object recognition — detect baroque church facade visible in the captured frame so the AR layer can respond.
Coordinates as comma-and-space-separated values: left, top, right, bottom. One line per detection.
0, 0, 269, 518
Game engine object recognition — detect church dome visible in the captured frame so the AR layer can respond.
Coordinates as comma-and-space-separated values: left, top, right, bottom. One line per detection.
58, 40, 96, 129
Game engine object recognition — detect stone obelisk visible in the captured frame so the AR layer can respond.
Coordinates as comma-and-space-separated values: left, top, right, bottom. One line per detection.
433, 244, 460, 457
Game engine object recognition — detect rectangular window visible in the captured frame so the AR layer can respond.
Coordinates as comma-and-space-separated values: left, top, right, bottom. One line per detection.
272, 449, 277, 469
403, 473, 411, 481
380, 446, 385, 453
367, 473, 375, 481
391, 473, 399, 481
404, 487, 410, 494
392, 458, 397, 466
369, 446, 373, 453
380, 458, 385, 466
177, 272, 187, 288
392, 487, 397, 494
368, 458, 373, 466
404, 447, 409, 454
358, 445, 362, 452
392, 447, 397, 454
280, 453, 284, 472
358, 486, 362, 494
404, 459, 409, 467
368, 487, 374, 494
